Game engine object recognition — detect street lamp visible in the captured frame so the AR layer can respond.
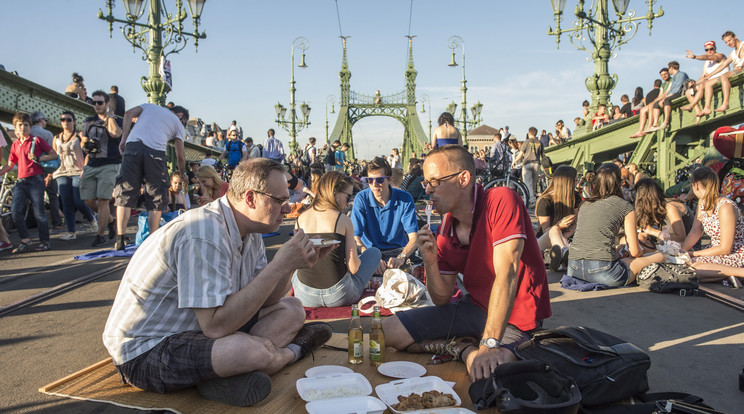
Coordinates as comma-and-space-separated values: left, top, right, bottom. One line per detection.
447, 35, 483, 147
420, 94, 432, 140
98, 0, 207, 106
325, 95, 336, 144
275, 36, 311, 154
548, 0, 663, 115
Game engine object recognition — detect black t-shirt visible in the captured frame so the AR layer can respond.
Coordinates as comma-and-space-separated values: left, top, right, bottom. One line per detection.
619, 103, 633, 118
645, 89, 660, 105
83, 116, 122, 167
535, 193, 583, 226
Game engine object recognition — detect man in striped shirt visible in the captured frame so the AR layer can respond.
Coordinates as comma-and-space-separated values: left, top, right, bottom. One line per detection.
103, 159, 333, 406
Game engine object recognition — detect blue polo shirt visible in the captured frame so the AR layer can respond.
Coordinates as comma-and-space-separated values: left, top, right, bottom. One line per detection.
351, 186, 419, 250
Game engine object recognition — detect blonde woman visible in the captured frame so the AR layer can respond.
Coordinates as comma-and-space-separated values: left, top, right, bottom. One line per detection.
682, 166, 744, 284
196, 165, 228, 206
291, 171, 381, 307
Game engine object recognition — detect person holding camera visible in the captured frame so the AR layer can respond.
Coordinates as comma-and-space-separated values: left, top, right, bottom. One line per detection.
81, 90, 122, 247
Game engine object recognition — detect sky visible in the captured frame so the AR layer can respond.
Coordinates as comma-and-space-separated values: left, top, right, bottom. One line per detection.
1, 0, 742, 159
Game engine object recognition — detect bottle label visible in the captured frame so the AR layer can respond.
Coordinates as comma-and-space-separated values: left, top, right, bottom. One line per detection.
353, 341, 363, 358
369, 340, 381, 362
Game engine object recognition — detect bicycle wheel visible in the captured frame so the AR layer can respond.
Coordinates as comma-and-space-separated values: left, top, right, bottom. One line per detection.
1, 190, 13, 232
485, 177, 531, 207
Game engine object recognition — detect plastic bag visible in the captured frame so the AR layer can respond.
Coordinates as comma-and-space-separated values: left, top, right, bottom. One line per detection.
358, 268, 433, 313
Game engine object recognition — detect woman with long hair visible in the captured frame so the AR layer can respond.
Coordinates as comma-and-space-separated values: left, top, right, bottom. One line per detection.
196, 165, 228, 206
633, 178, 692, 251
291, 171, 382, 307
631, 86, 644, 114
535, 165, 581, 271
681, 167, 744, 284
568, 163, 664, 286
53, 110, 97, 240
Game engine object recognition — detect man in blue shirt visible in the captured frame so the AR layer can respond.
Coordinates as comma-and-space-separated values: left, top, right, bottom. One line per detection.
335, 143, 349, 172
351, 157, 419, 273
650, 61, 689, 131
262, 129, 285, 163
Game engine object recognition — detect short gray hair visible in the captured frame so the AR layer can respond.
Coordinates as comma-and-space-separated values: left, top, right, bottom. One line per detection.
228, 158, 285, 203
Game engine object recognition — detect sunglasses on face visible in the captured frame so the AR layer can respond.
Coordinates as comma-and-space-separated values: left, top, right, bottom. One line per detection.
364, 176, 388, 185
60, 118, 73, 122
705, 48, 715, 52
92, 100, 106, 105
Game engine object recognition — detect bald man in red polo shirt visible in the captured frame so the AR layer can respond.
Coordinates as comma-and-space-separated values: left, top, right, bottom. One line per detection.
382, 144, 551, 382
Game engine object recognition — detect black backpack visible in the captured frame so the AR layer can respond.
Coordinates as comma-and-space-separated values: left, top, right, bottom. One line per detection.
636, 263, 699, 293
301, 145, 314, 166
515, 326, 651, 407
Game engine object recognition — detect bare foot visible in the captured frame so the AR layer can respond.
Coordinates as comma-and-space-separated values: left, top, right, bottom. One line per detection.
701, 108, 712, 116
695, 115, 703, 125
629, 131, 645, 139
680, 105, 693, 112
715, 104, 729, 113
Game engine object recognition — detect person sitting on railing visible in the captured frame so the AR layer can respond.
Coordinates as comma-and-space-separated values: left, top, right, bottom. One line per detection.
591, 104, 610, 130
431, 112, 462, 148
681, 41, 729, 122
631, 87, 644, 115
630, 73, 668, 138
647, 61, 690, 132
554, 120, 571, 143
703, 31, 744, 113
618, 94, 633, 119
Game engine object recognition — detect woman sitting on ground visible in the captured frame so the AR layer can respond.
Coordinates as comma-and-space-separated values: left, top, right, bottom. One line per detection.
568, 163, 665, 286
404, 163, 425, 202
535, 165, 582, 271
681, 167, 744, 284
291, 171, 382, 307
633, 178, 692, 252
196, 165, 228, 206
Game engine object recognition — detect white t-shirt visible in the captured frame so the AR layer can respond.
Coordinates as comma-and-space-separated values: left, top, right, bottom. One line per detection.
127, 103, 185, 152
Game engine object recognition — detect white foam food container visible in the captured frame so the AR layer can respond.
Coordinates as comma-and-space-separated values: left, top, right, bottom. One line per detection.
305, 396, 387, 414
375, 376, 462, 414
296, 373, 372, 402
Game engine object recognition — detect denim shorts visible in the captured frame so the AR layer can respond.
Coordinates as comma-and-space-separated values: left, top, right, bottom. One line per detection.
567, 259, 629, 287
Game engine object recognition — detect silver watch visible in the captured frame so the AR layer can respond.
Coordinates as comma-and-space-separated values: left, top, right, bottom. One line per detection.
479, 337, 500, 349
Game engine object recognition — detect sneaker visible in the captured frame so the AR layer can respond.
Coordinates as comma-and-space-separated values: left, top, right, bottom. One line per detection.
92, 235, 107, 247
406, 337, 478, 361
197, 371, 271, 407
89, 219, 99, 234
0, 241, 12, 251
108, 218, 116, 240
114, 235, 127, 251
60, 232, 76, 241
290, 322, 333, 361
549, 245, 563, 272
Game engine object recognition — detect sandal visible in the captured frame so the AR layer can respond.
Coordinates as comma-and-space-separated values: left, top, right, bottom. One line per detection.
11, 242, 31, 254
35, 243, 51, 252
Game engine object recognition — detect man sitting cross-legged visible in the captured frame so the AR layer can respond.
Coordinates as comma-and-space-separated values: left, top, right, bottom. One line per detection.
103, 158, 334, 406
382, 144, 552, 382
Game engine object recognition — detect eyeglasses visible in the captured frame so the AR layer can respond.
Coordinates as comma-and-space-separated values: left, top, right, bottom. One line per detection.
60, 118, 73, 122
92, 100, 106, 105
705, 48, 715, 52
339, 191, 353, 202
364, 176, 389, 185
420, 171, 463, 189
253, 190, 290, 207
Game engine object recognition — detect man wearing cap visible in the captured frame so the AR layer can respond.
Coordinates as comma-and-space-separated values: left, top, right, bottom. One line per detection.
31, 111, 63, 230
217, 126, 247, 170
682, 41, 729, 120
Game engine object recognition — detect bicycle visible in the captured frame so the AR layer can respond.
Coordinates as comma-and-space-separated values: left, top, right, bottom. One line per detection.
476, 157, 531, 207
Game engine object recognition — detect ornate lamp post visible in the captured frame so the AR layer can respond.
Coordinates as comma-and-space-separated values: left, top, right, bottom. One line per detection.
419, 94, 432, 141
325, 95, 336, 144
548, 0, 663, 114
275, 37, 311, 154
447, 36, 483, 147
98, 0, 207, 106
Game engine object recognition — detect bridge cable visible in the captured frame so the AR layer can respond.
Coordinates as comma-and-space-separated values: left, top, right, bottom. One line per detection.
407, 0, 414, 37
334, 0, 344, 37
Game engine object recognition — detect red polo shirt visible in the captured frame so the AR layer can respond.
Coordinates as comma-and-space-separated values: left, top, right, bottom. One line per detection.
436, 185, 551, 331
8, 136, 51, 179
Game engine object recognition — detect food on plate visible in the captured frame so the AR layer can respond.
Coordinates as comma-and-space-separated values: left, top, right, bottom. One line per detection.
392, 390, 457, 411
310, 238, 339, 246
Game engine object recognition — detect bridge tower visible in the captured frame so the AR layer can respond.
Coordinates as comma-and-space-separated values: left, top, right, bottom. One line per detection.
328, 37, 428, 162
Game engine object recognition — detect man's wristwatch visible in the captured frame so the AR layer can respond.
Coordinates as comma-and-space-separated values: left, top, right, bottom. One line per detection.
479, 338, 501, 349
397, 253, 407, 259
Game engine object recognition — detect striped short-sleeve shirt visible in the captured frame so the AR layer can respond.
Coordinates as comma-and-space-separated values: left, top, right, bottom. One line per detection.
103, 196, 267, 365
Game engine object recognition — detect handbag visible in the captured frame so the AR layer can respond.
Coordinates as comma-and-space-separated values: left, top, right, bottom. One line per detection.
358, 268, 433, 313
29, 137, 60, 174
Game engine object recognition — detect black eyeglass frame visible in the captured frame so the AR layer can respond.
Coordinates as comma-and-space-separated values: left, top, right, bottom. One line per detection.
252, 190, 290, 206
421, 171, 464, 189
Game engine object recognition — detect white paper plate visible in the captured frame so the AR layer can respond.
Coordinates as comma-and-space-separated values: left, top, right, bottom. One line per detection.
305, 365, 354, 378
377, 361, 427, 379
309, 238, 342, 246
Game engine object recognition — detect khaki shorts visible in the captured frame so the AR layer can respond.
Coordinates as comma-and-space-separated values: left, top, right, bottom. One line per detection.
80, 164, 120, 201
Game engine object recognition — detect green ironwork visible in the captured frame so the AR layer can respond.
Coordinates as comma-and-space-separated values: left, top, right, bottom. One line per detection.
548, 0, 663, 130
329, 37, 427, 163
446, 36, 484, 147
0, 70, 95, 134
546, 72, 744, 189
274, 37, 312, 154
98, 0, 207, 106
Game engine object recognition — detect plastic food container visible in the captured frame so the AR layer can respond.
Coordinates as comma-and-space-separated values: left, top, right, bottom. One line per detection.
375, 376, 462, 414
296, 373, 372, 402
305, 395, 387, 414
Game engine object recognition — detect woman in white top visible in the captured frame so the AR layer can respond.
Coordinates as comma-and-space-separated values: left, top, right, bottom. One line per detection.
388, 148, 401, 169
53, 111, 96, 240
